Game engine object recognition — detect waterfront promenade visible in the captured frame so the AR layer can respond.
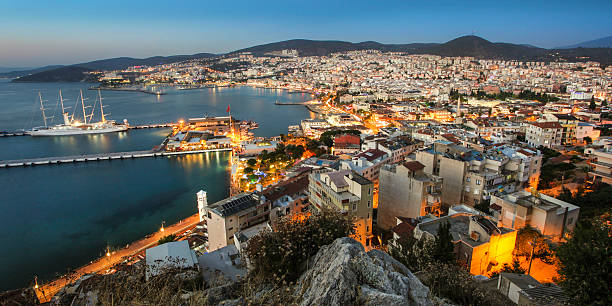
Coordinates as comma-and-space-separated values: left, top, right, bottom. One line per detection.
34, 213, 201, 303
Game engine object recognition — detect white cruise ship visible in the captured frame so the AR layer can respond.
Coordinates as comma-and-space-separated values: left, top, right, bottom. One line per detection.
30, 90, 129, 136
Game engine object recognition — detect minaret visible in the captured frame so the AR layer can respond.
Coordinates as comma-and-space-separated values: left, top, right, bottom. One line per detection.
197, 190, 208, 222
457, 94, 461, 117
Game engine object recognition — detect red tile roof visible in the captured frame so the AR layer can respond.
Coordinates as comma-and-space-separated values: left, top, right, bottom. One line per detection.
403, 161, 425, 172
356, 149, 387, 162
530, 122, 562, 129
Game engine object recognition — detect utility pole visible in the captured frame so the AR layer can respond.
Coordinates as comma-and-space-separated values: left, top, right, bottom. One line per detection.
527, 238, 536, 275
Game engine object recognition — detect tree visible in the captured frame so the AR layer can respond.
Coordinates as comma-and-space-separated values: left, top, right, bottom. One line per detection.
514, 226, 554, 264
389, 236, 436, 271
157, 234, 176, 245
584, 136, 592, 144
489, 258, 526, 278
432, 221, 456, 264
244, 209, 355, 283
556, 218, 612, 305
474, 199, 491, 214
602, 100, 608, 107
589, 96, 596, 110
246, 158, 257, 167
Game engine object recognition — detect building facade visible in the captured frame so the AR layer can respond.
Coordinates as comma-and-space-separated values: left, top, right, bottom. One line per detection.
377, 161, 442, 230
308, 169, 374, 247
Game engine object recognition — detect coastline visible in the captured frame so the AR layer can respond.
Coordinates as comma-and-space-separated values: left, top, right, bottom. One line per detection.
35, 213, 201, 303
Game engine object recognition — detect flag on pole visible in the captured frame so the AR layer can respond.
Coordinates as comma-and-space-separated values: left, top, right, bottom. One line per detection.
226, 105, 230, 113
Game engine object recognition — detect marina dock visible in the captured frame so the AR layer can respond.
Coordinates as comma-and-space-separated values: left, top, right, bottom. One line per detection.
0, 148, 232, 168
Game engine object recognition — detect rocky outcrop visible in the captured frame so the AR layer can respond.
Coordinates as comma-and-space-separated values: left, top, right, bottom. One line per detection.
294, 237, 432, 306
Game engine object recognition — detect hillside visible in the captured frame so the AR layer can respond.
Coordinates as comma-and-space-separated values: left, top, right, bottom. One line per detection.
12, 66, 97, 82
10, 35, 612, 82
232, 36, 612, 66
559, 35, 612, 49
9, 53, 217, 82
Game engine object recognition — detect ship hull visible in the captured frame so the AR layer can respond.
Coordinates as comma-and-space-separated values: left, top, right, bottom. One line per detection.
30, 125, 128, 136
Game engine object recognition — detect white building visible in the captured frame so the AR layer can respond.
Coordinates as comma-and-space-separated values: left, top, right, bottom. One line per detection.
146, 240, 199, 280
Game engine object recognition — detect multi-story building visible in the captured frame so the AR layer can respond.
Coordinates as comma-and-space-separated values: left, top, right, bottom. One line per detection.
377, 161, 443, 230
526, 122, 563, 148
339, 149, 389, 183
542, 113, 580, 145
413, 213, 517, 275
491, 190, 579, 240
588, 144, 612, 185
198, 192, 270, 252
308, 169, 374, 247
413, 141, 541, 207
575, 122, 600, 143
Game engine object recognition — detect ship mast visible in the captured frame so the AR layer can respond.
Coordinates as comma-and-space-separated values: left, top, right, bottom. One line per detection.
39, 92, 48, 128
59, 90, 70, 125
80, 90, 87, 124
98, 89, 106, 123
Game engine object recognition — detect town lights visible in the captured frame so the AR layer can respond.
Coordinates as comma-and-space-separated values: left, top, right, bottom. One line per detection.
106, 246, 111, 257
160, 220, 165, 232
34, 276, 38, 289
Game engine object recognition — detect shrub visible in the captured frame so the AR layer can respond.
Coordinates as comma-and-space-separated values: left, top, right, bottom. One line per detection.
158, 234, 177, 245
244, 209, 355, 283
418, 262, 512, 306
556, 218, 612, 305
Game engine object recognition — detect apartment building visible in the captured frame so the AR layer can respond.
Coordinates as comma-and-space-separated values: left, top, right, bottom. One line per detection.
588, 145, 612, 184
377, 161, 443, 230
413, 213, 517, 275
526, 122, 563, 148
491, 190, 579, 240
413, 141, 541, 207
339, 149, 389, 183
308, 169, 374, 247
198, 192, 270, 252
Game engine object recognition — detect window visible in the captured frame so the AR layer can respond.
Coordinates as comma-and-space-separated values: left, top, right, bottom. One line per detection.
228, 227, 233, 231
367, 200, 371, 207
466, 177, 471, 182
353, 204, 357, 211
368, 188, 371, 195
474, 189, 479, 195
476, 179, 481, 185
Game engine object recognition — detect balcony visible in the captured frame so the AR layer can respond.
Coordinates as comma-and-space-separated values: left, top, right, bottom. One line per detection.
589, 170, 612, 179
592, 160, 612, 170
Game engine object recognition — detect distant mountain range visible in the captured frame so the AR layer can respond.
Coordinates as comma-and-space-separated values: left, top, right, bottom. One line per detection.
5, 35, 612, 82
558, 35, 612, 49
3, 53, 216, 82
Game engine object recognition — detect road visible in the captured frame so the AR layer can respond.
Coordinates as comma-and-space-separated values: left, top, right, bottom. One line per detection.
34, 214, 201, 303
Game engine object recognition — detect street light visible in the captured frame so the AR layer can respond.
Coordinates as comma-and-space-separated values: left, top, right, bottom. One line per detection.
106, 246, 111, 257
527, 239, 536, 275
160, 221, 165, 232
34, 276, 39, 290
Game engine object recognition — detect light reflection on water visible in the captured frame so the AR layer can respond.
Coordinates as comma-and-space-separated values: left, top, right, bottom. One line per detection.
0, 81, 314, 291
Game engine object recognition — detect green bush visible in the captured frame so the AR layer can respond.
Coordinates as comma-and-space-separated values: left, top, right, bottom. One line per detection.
556, 218, 612, 305
418, 262, 512, 305
244, 209, 355, 283
158, 234, 176, 245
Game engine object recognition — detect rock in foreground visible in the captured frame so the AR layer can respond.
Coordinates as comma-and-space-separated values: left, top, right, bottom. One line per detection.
294, 237, 432, 306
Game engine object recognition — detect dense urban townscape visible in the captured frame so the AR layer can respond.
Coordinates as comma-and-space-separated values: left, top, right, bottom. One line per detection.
3, 43, 608, 305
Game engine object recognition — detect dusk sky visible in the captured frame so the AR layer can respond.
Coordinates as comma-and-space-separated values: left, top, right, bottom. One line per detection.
1, 0, 611, 67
